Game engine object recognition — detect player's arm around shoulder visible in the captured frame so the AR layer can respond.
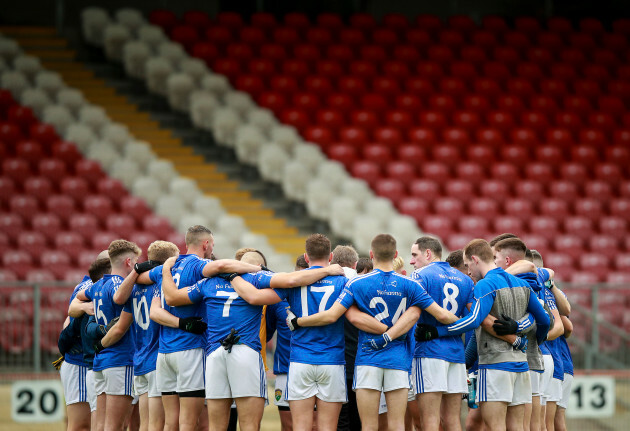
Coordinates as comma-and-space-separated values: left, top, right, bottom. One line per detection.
345, 305, 389, 334
162, 257, 193, 306
113, 268, 140, 305
269, 264, 344, 288
383, 305, 421, 339
230, 275, 281, 305
297, 302, 348, 327
202, 259, 260, 278
149, 296, 179, 328
424, 302, 458, 324
68, 296, 93, 318
505, 259, 536, 275
101, 310, 133, 348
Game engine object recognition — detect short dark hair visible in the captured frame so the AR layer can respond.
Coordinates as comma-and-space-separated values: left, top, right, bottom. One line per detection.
524, 249, 534, 262
295, 255, 308, 270
415, 236, 442, 258
108, 239, 141, 266
371, 234, 397, 261
530, 249, 544, 267
185, 225, 212, 246
464, 239, 494, 263
446, 249, 464, 268
494, 238, 527, 259
305, 233, 331, 261
89, 258, 111, 282
489, 233, 518, 247
356, 257, 373, 273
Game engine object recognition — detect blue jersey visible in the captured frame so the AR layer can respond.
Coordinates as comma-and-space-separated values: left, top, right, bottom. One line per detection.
338, 269, 435, 371
130, 283, 160, 376
84, 274, 135, 371
412, 262, 474, 363
149, 254, 208, 353
65, 276, 93, 366
557, 334, 573, 376
542, 290, 564, 380
275, 267, 347, 365
187, 271, 275, 355
266, 300, 292, 375
436, 268, 550, 372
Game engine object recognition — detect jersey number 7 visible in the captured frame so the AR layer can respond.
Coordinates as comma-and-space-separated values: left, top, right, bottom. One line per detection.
300, 285, 334, 317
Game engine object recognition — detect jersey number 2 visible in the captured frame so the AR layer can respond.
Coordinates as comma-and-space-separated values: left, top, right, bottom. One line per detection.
370, 297, 407, 324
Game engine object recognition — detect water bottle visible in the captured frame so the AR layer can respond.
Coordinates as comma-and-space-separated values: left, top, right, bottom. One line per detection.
467, 373, 478, 409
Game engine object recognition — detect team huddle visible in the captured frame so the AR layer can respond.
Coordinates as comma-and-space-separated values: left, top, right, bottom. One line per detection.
56, 225, 574, 431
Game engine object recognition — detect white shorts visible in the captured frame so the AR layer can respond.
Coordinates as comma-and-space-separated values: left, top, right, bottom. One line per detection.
558, 374, 573, 409
274, 374, 289, 407
353, 365, 410, 392
412, 357, 467, 395
86, 370, 96, 412
135, 371, 160, 398
205, 344, 266, 399
287, 362, 347, 403
530, 370, 543, 397
476, 369, 531, 406
540, 355, 554, 405
546, 377, 563, 403
60, 362, 88, 406
93, 366, 134, 397
156, 348, 205, 393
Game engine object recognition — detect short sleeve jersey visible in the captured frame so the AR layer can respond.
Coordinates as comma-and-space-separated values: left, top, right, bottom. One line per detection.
84, 274, 134, 371
187, 271, 275, 355
130, 283, 160, 376
148, 254, 208, 353
338, 269, 435, 371
266, 300, 292, 375
64, 276, 93, 366
411, 262, 474, 363
274, 267, 347, 365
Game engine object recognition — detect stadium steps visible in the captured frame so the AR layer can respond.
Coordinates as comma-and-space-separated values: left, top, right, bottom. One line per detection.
5, 26, 331, 258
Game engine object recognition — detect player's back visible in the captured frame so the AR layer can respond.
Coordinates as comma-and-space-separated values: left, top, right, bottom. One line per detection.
414, 262, 474, 362
64, 276, 93, 366
149, 254, 207, 353
131, 283, 160, 375
193, 276, 266, 355
88, 274, 135, 370
475, 268, 531, 369
278, 267, 347, 365
346, 269, 429, 370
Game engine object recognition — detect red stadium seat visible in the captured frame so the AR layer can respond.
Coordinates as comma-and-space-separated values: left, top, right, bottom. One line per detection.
536, 32, 565, 52
599, 217, 627, 235
479, 180, 509, 199
490, 163, 519, 182
458, 216, 490, 235
473, 78, 502, 98
588, 235, 619, 260
363, 144, 392, 163
466, 146, 495, 165
191, 43, 219, 66
49, 141, 82, 167
0, 123, 24, 145
398, 197, 430, 222
579, 254, 609, 281
97, 178, 128, 203
493, 216, 525, 234
68, 213, 100, 238
483, 62, 510, 82
327, 145, 356, 168
454, 162, 485, 181
75, 160, 105, 187
360, 94, 388, 113
482, 15, 508, 33
529, 216, 560, 237
507, 78, 536, 99
372, 77, 401, 96
236, 75, 265, 95
293, 44, 321, 63
30, 213, 61, 242
552, 234, 584, 259
105, 214, 137, 238
602, 33, 628, 53
385, 161, 416, 182
452, 111, 481, 131
559, 163, 589, 185
17, 231, 47, 262
348, 61, 377, 80
316, 109, 345, 130
374, 179, 405, 201
545, 128, 574, 148
280, 109, 310, 130
564, 216, 595, 240
373, 128, 403, 145
2, 158, 32, 183
470, 32, 496, 51
444, 180, 474, 200
372, 29, 399, 47
393, 45, 421, 64
338, 127, 368, 147
574, 79, 601, 101
247, 59, 276, 78
170, 25, 199, 51
91, 231, 118, 251
503, 199, 535, 220
408, 180, 440, 200
46, 195, 75, 220
9, 195, 39, 220
349, 14, 377, 31
397, 145, 426, 165
83, 195, 114, 222
598, 96, 626, 117
59, 176, 90, 203
520, 112, 550, 136
351, 161, 381, 187
304, 126, 334, 147
306, 28, 333, 46
514, 180, 543, 197
609, 199, 630, 218
504, 139, 532, 159
497, 96, 525, 116
539, 199, 570, 218
420, 162, 450, 182
476, 128, 505, 147
316, 13, 343, 30
563, 96, 592, 117
593, 163, 623, 183
382, 61, 411, 80
326, 93, 354, 111
15, 140, 45, 167
23, 177, 53, 203
3, 250, 34, 279
432, 145, 461, 163
468, 198, 499, 216
421, 216, 454, 239
257, 92, 286, 113
54, 231, 85, 262
548, 181, 579, 200
584, 181, 613, 200
407, 128, 437, 145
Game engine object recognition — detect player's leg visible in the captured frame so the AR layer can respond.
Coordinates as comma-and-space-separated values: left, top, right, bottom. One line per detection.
441, 393, 463, 431
356, 389, 381, 431
93, 370, 107, 431
279, 406, 293, 431
480, 402, 507, 431
102, 365, 135, 431
315, 399, 343, 431
553, 373, 572, 431
234, 397, 266, 431
408, 358, 422, 431
196, 404, 209, 431
275, 374, 293, 431
465, 407, 484, 431
416, 358, 449, 431
128, 402, 140, 431
206, 399, 232, 431
506, 404, 525, 431
149, 397, 165, 431
544, 377, 562, 431
86, 370, 98, 431
384, 388, 410, 431
377, 391, 388, 431
175, 349, 206, 431
138, 394, 149, 431
61, 362, 91, 431
104, 395, 134, 431
529, 396, 542, 431
544, 402, 557, 431
440, 362, 468, 431
158, 352, 180, 431
289, 398, 317, 431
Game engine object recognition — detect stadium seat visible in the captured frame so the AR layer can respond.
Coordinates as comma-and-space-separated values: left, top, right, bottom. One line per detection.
397, 145, 426, 165
503, 199, 535, 221
83, 195, 114, 222
105, 214, 137, 238
3, 250, 34, 279
478, 180, 509, 200
9, 195, 39, 220
599, 217, 627, 235
454, 162, 485, 181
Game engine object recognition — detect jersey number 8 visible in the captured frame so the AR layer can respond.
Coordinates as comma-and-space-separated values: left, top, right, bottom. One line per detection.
442, 282, 459, 312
